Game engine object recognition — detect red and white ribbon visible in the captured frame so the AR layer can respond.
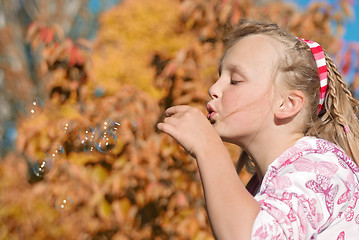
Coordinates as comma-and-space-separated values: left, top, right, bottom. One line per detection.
298, 38, 328, 114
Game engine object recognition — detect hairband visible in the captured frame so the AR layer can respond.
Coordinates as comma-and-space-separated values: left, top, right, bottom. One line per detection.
297, 38, 328, 114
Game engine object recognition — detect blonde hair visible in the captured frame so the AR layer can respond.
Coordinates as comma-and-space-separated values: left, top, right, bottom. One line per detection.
225, 19, 359, 173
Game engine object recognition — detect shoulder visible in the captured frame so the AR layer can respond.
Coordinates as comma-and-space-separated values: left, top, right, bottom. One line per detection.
258, 139, 359, 223
263, 140, 358, 200
252, 137, 359, 238
267, 136, 359, 181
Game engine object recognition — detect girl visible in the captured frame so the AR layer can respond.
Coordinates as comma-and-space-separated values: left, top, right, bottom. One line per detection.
157, 19, 359, 239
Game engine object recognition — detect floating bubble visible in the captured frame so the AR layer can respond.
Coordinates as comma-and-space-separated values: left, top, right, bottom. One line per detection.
96, 130, 117, 153
54, 195, 74, 213
59, 121, 73, 134
110, 118, 137, 136
32, 157, 52, 177
99, 119, 115, 132
24, 97, 44, 118
78, 127, 98, 153
78, 127, 96, 144
84, 144, 97, 153
63, 123, 70, 132
109, 121, 121, 134
47, 144, 65, 162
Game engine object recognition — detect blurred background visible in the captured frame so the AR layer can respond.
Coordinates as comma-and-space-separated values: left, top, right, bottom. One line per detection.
0, 0, 358, 239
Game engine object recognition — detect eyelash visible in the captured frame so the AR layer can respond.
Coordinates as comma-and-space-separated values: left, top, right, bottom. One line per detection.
230, 79, 241, 85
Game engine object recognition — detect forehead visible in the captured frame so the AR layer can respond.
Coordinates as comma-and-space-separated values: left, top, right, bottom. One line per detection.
221, 34, 284, 74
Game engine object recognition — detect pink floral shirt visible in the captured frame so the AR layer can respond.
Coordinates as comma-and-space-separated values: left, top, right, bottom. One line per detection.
251, 136, 359, 240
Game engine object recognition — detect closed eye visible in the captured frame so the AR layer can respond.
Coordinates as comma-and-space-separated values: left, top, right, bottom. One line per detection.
230, 79, 241, 85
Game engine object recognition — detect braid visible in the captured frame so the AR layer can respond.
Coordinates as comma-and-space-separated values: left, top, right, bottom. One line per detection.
307, 52, 359, 165
325, 53, 359, 113
325, 62, 348, 127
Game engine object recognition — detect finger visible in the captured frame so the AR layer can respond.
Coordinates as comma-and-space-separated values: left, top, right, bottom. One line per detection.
163, 116, 177, 125
157, 122, 181, 140
156, 122, 167, 132
164, 105, 190, 117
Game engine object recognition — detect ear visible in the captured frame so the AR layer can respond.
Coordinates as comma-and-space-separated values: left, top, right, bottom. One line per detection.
274, 90, 305, 119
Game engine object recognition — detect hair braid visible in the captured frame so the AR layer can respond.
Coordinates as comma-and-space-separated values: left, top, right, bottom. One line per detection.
307, 52, 359, 164
325, 65, 347, 127
325, 53, 359, 113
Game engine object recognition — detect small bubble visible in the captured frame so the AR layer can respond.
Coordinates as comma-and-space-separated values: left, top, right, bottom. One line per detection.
59, 121, 73, 134
64, 123, 70, 132
110, 118, 137, 136
96, 130, 117, 153
78, 127, 96, 144
99, 119, 115, 132
78, 127, 98, 153
32, 157, 52, 177
109, 121, 121, 134
47, 144, 65, 162
24, 97, 44, 118
54, 195, 74, 213
84, 144, 97, 153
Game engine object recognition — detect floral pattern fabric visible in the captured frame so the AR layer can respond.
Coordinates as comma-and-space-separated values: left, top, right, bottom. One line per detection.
251, 136, 359, 239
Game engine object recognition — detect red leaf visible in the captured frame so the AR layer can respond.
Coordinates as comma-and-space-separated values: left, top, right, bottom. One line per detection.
68, 44, 84, 66
44, 28, 54, 44
38, 27, 54, 45
230, 1, 242, 25
341, 50, 352, 75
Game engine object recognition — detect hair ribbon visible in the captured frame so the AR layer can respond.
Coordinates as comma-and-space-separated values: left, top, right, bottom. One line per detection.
297, 38, 328, 114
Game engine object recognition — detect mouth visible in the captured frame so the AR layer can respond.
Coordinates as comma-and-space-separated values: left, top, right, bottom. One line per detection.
206, 104, 216, 123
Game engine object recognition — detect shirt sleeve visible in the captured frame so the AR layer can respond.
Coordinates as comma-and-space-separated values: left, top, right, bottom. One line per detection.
251, 154, 353, 240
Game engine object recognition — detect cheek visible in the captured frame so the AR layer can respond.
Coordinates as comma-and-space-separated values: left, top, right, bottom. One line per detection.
222, 88, 273, 119
222, 89, 257, 114
221, 88, 246, 112
221, 96, 239, 115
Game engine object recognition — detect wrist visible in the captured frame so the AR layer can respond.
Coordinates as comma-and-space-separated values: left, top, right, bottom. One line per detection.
194, 136, 228, 161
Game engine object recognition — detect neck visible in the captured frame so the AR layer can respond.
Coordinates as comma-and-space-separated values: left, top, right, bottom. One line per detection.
240, 130, 304, 178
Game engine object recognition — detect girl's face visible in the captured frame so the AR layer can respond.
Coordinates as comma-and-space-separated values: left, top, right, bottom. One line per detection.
207, 34, 282, 145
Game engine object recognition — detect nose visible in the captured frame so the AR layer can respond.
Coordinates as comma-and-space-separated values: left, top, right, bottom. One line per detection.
208, 80, 220, 99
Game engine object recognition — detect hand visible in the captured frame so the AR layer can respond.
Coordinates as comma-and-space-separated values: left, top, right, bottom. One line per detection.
157, 105, 222, 158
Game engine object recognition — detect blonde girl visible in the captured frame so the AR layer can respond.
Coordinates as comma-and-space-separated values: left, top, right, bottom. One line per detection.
157, 19, 359, 239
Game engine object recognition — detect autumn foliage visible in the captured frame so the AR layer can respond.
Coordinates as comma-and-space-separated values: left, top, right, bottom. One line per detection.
1, 0, 358, 239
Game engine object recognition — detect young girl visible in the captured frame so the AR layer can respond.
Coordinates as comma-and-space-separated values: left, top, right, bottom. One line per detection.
157, 19, 359, 239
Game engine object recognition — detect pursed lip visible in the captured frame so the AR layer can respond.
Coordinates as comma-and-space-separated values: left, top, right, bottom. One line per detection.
206, 103, 216, 122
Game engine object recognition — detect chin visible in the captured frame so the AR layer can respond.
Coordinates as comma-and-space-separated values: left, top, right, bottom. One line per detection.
220, 135, 236, 144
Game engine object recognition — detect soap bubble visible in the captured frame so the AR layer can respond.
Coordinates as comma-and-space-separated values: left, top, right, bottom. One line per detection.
78, 127, 98, 153
96, 130, 117, 153
59, 121, 73, 134
99, 119, 115, 132
24, 97, 44, 118
32, 157, 52, 177
109, 118, 137, 136
46, 144, 65, 162
108, 120, 121, 134
54, 195, 74, 213
85, 145, 96, 153
78, 127, 96, 144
